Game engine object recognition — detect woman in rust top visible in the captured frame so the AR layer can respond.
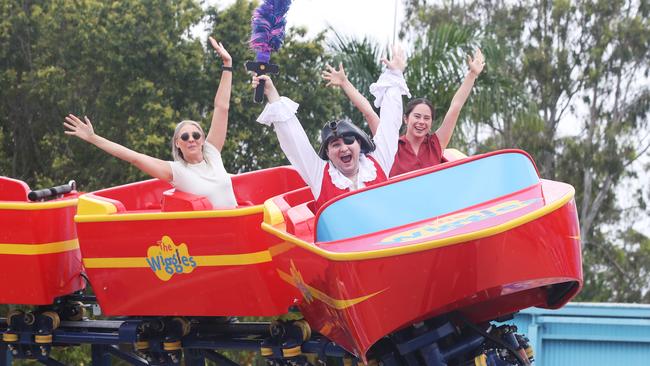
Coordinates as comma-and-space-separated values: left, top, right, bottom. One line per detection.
322, 48, 485, 176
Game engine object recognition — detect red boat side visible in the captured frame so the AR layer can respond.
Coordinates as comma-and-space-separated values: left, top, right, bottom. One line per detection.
75, 166, 306, 316
0, 177, 84, 305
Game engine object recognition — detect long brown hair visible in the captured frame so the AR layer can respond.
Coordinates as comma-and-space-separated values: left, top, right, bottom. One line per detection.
404, 98, 435, 120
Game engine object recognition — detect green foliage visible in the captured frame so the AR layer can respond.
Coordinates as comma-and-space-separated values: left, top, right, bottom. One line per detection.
0, 0, 205, 189
325, 30, 384, 130
576, 228, 650, 303
0, 128, 8, 174
0, 0, 339, 185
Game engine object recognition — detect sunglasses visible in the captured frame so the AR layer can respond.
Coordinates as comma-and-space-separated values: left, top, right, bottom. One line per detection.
340, 135, 356, 145
180, 131, 202, 141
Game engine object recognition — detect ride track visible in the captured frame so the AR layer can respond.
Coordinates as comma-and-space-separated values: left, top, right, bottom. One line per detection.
0, 149, 582, 366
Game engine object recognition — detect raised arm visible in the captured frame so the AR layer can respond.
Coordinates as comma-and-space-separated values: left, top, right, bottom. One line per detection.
322, 63, 381, 135
64, 114, 172, 181
205, 36, 232, 151
371, 44, 410, 173
253, 74, 326, 198
381, 44, 407, 77
435, 48, 485, 150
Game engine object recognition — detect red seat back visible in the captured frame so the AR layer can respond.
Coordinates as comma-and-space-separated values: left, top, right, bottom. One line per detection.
0, 177, 30, 202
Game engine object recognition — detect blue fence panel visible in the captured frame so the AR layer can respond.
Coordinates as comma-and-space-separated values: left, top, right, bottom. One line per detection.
510, 303, 650, 366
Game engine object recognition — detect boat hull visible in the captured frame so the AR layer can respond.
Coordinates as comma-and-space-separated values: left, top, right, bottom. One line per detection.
78, 210, 299, 316
75, 167, 305, 316
271, 196, 581, 358
0, 177, 84, 305
261, 150, 583, 358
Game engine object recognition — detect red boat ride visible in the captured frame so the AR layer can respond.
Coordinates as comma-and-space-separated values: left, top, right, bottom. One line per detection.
0, 150, 582, 366
74, 166, 305, 316
261, 149, 582, 361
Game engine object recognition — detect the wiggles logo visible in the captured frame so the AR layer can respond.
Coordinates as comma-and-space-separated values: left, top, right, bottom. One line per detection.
146, 236, 197, 281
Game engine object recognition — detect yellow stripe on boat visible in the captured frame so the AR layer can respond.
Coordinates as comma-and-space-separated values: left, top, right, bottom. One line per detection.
268, 242, 295, 257
277, 266, 385, 310
83, 250, 273, 269
0, 239, 79, 255
0, 199, 78, 210
195, 251, 271, 266
75, 205, 264, 222
262, 188, 576, 261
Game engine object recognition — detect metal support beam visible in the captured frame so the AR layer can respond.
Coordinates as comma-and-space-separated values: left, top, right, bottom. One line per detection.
37, 357, 67, 366
0, 342, 9, 366
183, 349, 206, 366
105, 345, 148, 366
203, 350, 240, 366
91, 344, 113, 366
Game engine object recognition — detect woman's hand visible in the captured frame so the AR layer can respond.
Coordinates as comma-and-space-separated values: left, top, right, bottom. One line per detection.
322, 63, 348, 88
64, 114, 96, 142
468, 48, 485, 77
252, 74, 280, 103
381, 43, 407, 73
209, 36, 232, 67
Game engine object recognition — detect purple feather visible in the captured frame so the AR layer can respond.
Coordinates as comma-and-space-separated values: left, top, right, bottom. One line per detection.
250, 0, 292, 61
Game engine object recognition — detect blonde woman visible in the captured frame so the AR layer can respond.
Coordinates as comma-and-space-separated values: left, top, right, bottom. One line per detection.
64, 37, 237, 208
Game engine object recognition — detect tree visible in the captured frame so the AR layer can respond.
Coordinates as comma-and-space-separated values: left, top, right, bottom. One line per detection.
0, 0, 341, 188
0, 0, 205, 190
324, 30, 384, 128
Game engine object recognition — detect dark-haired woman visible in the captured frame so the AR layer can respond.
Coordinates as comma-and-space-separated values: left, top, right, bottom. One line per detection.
322, 48, 485, 176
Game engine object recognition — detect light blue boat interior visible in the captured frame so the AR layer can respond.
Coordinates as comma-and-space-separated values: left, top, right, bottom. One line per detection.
315, 152, 541, 243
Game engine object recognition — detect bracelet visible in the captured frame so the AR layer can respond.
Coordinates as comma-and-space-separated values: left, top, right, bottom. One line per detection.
222, 65, 233, 72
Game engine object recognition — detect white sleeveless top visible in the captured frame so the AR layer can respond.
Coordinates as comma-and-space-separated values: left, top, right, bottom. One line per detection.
169, 142, 237, 209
